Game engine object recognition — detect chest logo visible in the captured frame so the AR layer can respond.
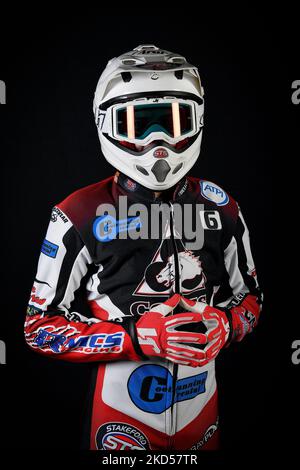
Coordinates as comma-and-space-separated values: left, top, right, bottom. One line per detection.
128, 364, 208, 414
133, 238, 206, 296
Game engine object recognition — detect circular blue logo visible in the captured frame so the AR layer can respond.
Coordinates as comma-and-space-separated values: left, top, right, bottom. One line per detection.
127, 364, 173, 414
200, 181, 229, 206
128, 365, 208, 414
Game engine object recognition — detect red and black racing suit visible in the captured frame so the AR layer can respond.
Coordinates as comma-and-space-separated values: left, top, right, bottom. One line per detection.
24, 172, 262, 450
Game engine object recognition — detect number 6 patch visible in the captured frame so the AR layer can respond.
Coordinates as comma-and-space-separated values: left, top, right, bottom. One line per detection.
199, 210, 222, 230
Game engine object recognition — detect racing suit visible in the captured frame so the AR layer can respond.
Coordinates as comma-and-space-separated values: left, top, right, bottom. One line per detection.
24, 172, 262, 450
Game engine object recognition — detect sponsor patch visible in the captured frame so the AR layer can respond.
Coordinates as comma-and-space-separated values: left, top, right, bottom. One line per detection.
124, 178, 137, 192
41, 239, 59, 258
190, 418, 219, 450
30, 327, 124, 354
30, 286, 46, 305
128, 364, 207, 414
93, 214, 142, 242
200, 181, 229, 206
228, 292, 247, 308
51, 207, 69, 223
177, 178, 188, 197
96, 422, 150, 450
26, 305, 43, 317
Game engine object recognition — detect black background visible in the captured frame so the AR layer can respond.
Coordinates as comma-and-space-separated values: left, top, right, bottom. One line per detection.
0, 4, 299, 464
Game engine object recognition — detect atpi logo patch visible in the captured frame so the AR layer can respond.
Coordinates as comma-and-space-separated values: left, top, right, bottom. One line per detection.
95, 422, 150, 450
200, 181, 229, 206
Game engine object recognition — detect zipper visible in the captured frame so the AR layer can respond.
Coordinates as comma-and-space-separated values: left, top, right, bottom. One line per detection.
168, 202, 181, 449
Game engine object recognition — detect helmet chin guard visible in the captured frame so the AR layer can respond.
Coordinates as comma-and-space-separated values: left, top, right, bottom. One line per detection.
93, 45, 204, 190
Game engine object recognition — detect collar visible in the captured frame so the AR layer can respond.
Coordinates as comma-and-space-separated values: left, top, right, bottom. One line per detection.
114, 172, 189, 202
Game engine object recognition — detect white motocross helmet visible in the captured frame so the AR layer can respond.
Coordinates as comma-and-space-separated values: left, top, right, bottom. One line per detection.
93, 45, 204, 190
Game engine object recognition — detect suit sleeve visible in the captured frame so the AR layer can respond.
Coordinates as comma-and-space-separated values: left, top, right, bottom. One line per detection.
215, 207, 263, 343
24, 208, 140, 362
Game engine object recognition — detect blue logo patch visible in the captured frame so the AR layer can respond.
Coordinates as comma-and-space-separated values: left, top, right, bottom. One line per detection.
34, 330, 124, 354
93, 215, 142, 242
127, 364, 207, 414
41, 239, 59, 258
200, 181, 229, 206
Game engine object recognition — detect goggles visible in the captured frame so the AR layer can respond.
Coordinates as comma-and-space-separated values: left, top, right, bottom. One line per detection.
101, 97, 203, 146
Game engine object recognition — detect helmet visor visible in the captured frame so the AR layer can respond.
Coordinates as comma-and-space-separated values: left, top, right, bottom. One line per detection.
115, 101, 194, 141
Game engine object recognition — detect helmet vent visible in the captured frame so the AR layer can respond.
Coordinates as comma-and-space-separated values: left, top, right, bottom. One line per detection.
136, 165, 149, 176
174, 70, 183, 80
173, 163, 183, 174
122, 59, 139, 65
121, 72, 132, 82
167, 56, 186, 64
133, 45, 164, 55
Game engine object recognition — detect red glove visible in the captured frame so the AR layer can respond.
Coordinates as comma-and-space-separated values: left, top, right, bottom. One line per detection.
177, 297, 230, 366
225, 294, 260, 343
136, 294, 228, 367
